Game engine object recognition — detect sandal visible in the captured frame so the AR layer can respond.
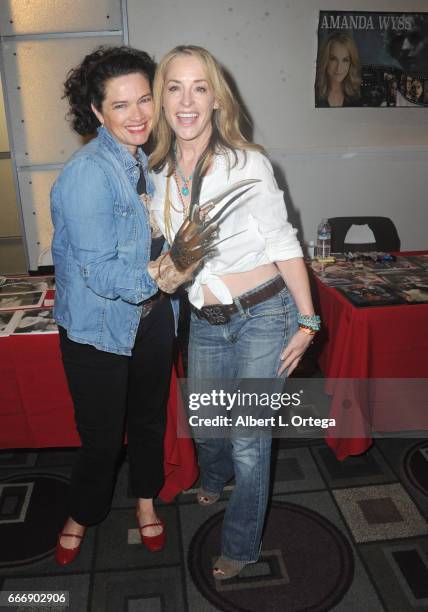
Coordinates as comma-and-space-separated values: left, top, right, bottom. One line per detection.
196, 488, 220, 506
212, 556, 248, 580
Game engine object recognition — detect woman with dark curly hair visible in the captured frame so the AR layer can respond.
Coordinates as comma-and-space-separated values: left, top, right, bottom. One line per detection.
51, 46, 206, 565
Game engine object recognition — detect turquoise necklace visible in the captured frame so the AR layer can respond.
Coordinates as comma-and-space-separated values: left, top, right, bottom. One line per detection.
173, 147, 193, 197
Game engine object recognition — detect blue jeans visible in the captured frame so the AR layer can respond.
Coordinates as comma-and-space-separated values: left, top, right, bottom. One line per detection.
188, 277, 298, 562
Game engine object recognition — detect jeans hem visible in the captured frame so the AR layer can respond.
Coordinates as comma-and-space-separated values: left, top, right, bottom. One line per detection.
220, 553, 259, 564
199, 485, 224, 496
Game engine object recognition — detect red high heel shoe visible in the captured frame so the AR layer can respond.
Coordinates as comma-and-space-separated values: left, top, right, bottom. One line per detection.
55, 531, 84, 566
136, 515, 166, 552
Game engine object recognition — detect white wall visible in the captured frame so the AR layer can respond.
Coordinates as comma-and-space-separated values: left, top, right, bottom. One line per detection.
270, 147, 428, 250
128, 0, 428, 249
0, 0, 124, 270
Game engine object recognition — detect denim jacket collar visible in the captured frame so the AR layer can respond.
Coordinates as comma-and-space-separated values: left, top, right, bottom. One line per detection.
97, 126, 153, 196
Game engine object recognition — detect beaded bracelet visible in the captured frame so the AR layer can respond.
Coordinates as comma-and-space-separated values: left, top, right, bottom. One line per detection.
298, 325, 317, 336
297, 313, 321, 332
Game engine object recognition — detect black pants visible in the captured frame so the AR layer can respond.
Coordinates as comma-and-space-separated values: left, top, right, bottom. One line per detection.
58, 297, 174, 526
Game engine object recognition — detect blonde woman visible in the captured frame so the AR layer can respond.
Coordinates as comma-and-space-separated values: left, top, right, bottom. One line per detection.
149, 45, 319, 579
316, 32, 361, 107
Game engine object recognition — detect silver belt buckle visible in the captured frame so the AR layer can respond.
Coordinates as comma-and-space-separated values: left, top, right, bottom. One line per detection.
202, 305, 230, 325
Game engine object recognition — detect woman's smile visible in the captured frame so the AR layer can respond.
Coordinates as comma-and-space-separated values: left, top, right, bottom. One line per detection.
162, 54, 218, 145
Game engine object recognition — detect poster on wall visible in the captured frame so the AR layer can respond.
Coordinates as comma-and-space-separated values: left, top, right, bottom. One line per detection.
315, 11, 428, 108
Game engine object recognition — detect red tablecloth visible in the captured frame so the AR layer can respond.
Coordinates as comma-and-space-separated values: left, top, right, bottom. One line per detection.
0, 334, 198, 502
313, 251, 428, 459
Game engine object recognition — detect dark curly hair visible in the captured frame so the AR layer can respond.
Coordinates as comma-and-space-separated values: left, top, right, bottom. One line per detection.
63, 45, 156, 136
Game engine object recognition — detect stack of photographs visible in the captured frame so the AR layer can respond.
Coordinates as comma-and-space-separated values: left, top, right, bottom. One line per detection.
406, 254, 428, 270
384, 272, 428, 305
310, 260, 364, 287
309, 254, 428, 307
335, 284, 404, 307
0, 276, 57, 335
363, 256, 420, 273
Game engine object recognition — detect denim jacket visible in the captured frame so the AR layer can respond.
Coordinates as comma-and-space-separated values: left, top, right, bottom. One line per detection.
51, 126, 177, 356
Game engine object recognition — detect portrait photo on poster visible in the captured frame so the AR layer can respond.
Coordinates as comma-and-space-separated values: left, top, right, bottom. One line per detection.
315, 11, 428, 108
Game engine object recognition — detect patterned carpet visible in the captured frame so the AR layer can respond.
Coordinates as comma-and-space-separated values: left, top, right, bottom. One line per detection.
0, 437, 427, 611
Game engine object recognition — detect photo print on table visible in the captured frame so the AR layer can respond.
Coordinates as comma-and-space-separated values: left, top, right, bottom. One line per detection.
0, 291, 46, 311
392, 281, 428, 304
0, 311, 20, 336
406, 254, 428, 270
11, 308, 58, 334
0, 278, 48, 295
336, 283, 404, 307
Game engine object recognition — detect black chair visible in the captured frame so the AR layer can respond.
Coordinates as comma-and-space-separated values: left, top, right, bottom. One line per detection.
328, 216, 401, 253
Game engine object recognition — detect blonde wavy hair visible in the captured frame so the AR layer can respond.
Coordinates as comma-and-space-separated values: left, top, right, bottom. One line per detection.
149, 45, 263, 176
316, 33, 361, 102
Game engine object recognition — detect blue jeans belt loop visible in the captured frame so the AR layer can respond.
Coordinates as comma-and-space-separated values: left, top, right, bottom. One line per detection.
191, 276, 285, 325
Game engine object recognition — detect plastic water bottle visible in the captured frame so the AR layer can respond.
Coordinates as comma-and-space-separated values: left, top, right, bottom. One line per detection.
307, 240, 315, 259
316, 219, 331, 259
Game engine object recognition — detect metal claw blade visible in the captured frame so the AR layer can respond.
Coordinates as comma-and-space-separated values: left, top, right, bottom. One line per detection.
208, 184, 258, 226
209, 229, 248, 250
201, 179, 260, 209
190, 179, 260, 225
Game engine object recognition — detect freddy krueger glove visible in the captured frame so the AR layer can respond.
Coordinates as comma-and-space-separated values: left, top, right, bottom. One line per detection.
148, 149, 260, 293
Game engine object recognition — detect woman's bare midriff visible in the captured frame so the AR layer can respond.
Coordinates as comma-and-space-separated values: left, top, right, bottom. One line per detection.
202, 263, 280, 305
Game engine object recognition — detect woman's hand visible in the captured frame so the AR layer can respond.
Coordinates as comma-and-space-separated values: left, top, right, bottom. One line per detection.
147, 252, 201, 294
278, 328, 314, 376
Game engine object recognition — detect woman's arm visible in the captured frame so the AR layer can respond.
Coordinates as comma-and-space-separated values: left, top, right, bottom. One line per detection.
245, 153, 317, 375
246, 153, 303, 262
53, 157, 158, 304
276, 257, 314, 316
276, 257, 316, 376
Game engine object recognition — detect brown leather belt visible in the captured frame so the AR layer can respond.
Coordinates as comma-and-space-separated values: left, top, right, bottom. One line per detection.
191, 276, 285, 325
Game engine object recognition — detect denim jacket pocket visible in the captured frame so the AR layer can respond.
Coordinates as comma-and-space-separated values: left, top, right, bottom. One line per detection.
113, 203, 137, 245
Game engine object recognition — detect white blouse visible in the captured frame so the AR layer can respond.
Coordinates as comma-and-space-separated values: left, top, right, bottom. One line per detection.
150, 149, 303, 308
